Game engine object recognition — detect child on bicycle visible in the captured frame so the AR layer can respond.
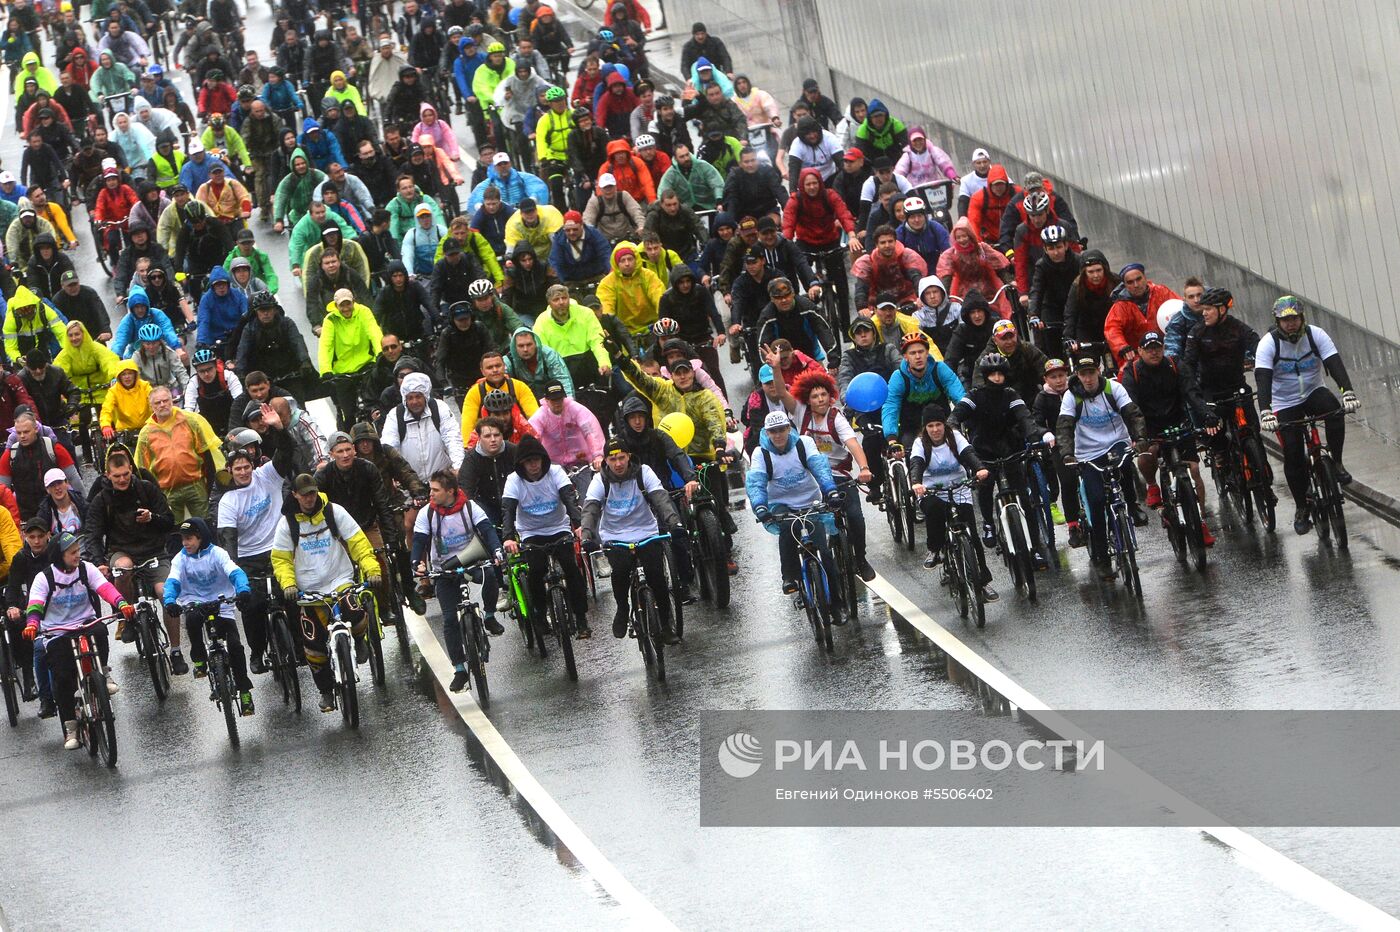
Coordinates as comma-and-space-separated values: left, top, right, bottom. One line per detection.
163, 517, 256, 716
908, 404, 995, 601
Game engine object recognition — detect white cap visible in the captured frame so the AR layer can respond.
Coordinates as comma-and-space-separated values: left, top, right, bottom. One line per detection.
763, 411, 793, 431
0, 171, 14, 184
491, 152, 511, 165
971, 147, 990, 161
598, 172, 617, 187
44, 467, 67, 486
101, 157, 118, 171
187, 140, 204, 154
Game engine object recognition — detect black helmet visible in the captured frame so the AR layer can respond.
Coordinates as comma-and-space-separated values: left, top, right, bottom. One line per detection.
978, 353, 1011, 377
1199, 287, 1233, 309
249, 291, 280, 311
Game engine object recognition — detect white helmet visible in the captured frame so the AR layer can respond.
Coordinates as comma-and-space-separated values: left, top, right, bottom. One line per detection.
467, 279, 494, 299
634, 133, 656, 149
902, 196, 927, 214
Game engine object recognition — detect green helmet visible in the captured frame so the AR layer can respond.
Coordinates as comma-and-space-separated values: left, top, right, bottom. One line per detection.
544, 86, 566, 102
1272, 294, 1303, 319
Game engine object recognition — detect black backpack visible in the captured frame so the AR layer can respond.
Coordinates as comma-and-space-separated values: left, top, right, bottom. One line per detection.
284, 504, 344, 549
395, 398, 441, 439
41, 564, 103, 617
760, 434, 809, 478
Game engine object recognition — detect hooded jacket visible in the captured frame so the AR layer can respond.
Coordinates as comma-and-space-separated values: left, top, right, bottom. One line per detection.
935, 217, 1012, 318
529, 396, 604, 468
894, 131, 958, 186
319, 299, 383, 375
594, 72, 640, 138
852, 237, 928, 308
55, 321, 120, 399
163, 516, 250, 615
601, 138, 655, 205
382, 385, 463, 479
613, 393, 695, 489
135, 404, 222, 492
783, 167, 855, 248
597, 242, 664, 335
911, 274, 962, 355
657, 157, 725, 212
134, 339, 189, 399
236, 303, 311, 377
656, 265, 723, 346
617, 355, 726, 458
290, 210, 358, 274
2, 285, 66, 361
505, 324, 574, 397
271, 147, 328, 228
1062, 250, 1120, 345
411, 101, 460, 161
500, 434, 581, 540
1104, 279, 1180, 364
943, 293, 997, 384
1028, 248, 1082, 329
223, 245, 280, 294
296, 118, 346, 172
271, 491, 379, 595
853, 99, 908, 163
746, 430, 836, 525
100, 359, 154, 430
195, 265, 249, 348
966, 164, 1018, 245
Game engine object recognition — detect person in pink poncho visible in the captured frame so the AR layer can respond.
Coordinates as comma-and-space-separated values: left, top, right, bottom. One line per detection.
411, 101, 460, 161
894, 126, 959, 187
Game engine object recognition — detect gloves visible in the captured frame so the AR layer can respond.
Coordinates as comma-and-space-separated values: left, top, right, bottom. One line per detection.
1342, 390, 1360, 414
102, 426, 115, 440
1028, 316, 1042, 330
120, 603, 136, 620
236, 591, 253, 611
1041, 431, 1056, 448
824, 490, 845, 509
22, 621, 37, 641
364, 573, 383, 589
166, 602, 182, 617
1259, 410, 1279, 432
283, 585, 300, 604
752, 506, 771, 525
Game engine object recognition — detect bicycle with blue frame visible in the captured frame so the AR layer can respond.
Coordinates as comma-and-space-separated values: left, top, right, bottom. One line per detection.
770, 503, 840, 651
1077, 446, 1143, 599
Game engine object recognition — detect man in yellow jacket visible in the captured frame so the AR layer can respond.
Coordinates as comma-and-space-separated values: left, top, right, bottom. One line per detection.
2, 286, 67, 361
320, 288, 383, 429
134, 385, 225, 521
99, 359, 153, 437
596, 241, 663, 340
458, 350, 538, 441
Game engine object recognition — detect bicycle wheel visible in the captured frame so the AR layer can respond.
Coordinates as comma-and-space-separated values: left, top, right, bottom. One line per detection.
1, 635, 18, 728
1162, 479, 1186, 562
1178, 475, 1207, 571
364, 598, 386, 688
837, 525, 858, 620
1251, 483, 1276, 533
550, 587, 577, 682
812, 562, 835, 651
1318, 457, 1348, 549
1115, 513, 1143, 600
949, 535, 970, 619
897, 470, 918, 552
93, 225, 113, 276
89, 671, 117, 768
464, 614, 490, 709
637, 588, 664, 681
800, 558, 824, 644
1005, 509, 1035, 601
335, 634, 359, 730
959, 534, 985, 629
271, 613, 302, 712
140, 610, 170, 700
884, 472, 904, 544
663, 544, 684, 640
697, 508, 730, 609
211, 653, 240, 748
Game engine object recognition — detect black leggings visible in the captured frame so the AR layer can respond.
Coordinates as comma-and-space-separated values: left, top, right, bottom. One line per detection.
1276, 389, 1345, 504
45, 625, 110, 723
521, 534, 588, 626
920, 496, 990, 584
184, 612, 253, 691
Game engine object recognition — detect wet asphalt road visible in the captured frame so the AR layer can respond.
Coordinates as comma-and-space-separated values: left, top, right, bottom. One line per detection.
3, 4, 1400, 930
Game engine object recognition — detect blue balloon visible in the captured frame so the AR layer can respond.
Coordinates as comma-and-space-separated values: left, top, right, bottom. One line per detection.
614, 63, 631, 83
845, 371, 888, 413
508, 7, 523, 25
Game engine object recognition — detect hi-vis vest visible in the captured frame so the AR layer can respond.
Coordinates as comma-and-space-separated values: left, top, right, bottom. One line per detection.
150, 151, 186, 188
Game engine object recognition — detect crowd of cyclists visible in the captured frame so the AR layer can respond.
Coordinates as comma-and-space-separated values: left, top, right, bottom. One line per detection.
0, 0, 1368, 751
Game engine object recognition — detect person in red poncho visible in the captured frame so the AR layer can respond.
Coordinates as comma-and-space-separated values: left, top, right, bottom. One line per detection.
91, 167, 140, 264
599, 137, 655, 205
965, 164, 1018, 246
935, 217, 1012, 318
783, 167, 859, 328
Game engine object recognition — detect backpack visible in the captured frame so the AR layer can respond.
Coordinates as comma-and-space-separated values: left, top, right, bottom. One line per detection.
41, 563, 103, 617
1074, 379, 1121, 415
396, 398, 441, 439
760, 434, 808, 477
284, 503, 344, 549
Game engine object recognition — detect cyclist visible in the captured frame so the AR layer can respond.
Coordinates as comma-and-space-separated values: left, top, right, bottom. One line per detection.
1055, 356, 1148, 578
6, 517, 50, 714
271, 473, 381, 713
1254, 295, 1360, 535
854, 224, 927, 310
1104, 263, 1180, 366
974, 318, 1049, 404
218, 413, 297, 674
236, 294, 315, 399
747, 411, 843, 602
896, 197, 951, 277
501, 434, 591, 639
458, 416, 517, 529
0, 411, 83, 521
24, 531, 135, 750
1027, 224, 1081, 357
1062, 250, 1118, 358
614, 344, 730, 476
909, 403, 994, 599
320, 288, 383, 428
459, 350, 540, 441
413, 468, 504, 691
598, 242, 664, 343
755, 277, 839, 368
382, 371, 464, 482
1164, 277, 1206, 359
530, 381, 605, 479
1182, 287, 1264, 480
134, 386, 224, 522
951, 350, 1055, 548
164, 517, 255, 713
317, 431, 401, 613
184, 347, 244, 437
883, 331, 965, 448
582, 437, 683, 643
99, 360, 154, 444
133, 323, 189, 400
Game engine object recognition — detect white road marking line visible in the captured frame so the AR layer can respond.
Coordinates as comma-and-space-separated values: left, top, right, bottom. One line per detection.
865, 572, 1400, 929
401, 610, 679, 930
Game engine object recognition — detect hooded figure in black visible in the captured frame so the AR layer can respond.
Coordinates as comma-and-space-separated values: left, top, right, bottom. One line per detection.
1029, 242, 1083, 356
943, 290, 996, 386
1062, 249, 1119, 351
236, 296, 314, 389
613, 394, 693, 491
501, 242, 554, 321
25, 233, 74, 300
373, 261, 434, 344
434, 305, 492, 392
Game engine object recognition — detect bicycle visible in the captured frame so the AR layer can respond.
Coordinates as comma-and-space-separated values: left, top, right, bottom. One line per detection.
111, 557, 171, 700
984, 450, 1041, 601
91, 219, 123, 276
670, 460, 731, 609
1148, 425, 1208, 571
830, 477, 863, 621
1, 617, 25, 727
1207, 387, 1276, 532
920, 481, 988, 628
882, 442, 918, 551
68, 387, 108, 468
801, 246, 846, 338
505, 538, 577, 681
260, 576, 302, 712
420, 558, 495, 706
184, 595, 246, 747
60, 613, 123, 768
296, 582, 374, 729
1079, 447, 1142, 599
1024, 442, 1058, 556
1295, 413, 1349, 549
604, 533, 672, 681
776, 505, 839, 651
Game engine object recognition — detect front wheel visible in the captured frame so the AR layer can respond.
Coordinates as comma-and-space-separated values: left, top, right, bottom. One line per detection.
270, 612, 302, 712
550, 587, 577, 682
1, 636, 19, 728
464, 614, 490, 709
335, 634, 359, 730
1178, 474, 1207, 571
140, 610, 170, 700
1004, 507, 1035, 601
884, 470, 905, 545
89, 671, 118, 768
959, 534, 985, 629
837, 526, 858, 620
211, 652, 240, 748
896, 469, 917, 552
1318, 457, 1349, 549
637, 588, 664, 681
364, 599, 386, 688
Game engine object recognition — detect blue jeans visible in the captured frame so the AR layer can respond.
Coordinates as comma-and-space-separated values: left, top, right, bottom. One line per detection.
435, 568, 498, 670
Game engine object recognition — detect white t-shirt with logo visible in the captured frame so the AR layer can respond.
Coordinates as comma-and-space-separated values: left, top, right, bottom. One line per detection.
585, 465, 663, 544
217, 461, 285, 557
413, 500, 491, 572
1060, 379, 1133, 462
503, 464, 574, 538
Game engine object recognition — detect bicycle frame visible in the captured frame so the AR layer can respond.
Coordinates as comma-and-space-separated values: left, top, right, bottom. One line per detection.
1080, 449, 1137, 554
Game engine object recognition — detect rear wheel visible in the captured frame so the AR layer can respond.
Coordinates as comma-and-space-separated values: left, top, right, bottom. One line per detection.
89, 672, 117, 768
212, 652, 240, 748
550, 587, 577, 682
884, 470, 905, 545
1, 635, 18, 728
697, 509, 730, 608
335, 634, 359, 730
1319, 457, 1348, 549
1178, 474, 1207, 571
271, 613, 301, 712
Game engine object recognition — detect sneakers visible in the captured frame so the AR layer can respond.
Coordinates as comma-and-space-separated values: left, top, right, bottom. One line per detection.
590, 551, 612, 579
1130, 502, 1150, 527
483, 615, 505, 636
62, 720, 79, 750
923, 549, 941, 569
1294, 506, 1313, 536
1144, 484, 1162, 509
726, 557, 739, 576
192, 659, 208, 679
354, 636, 368, 665
238, 690, 254, 716
981, 584, 999, 603
1201, 521, 1216, 547
677, 585, 697, 606
105, 676, 119, 696
856, 557, 876, 582
575, 616, 592, 639
319, 690, 337, 712
1067, 522, 1086, 548
495, 589, 510, 612
449, 670, 470, 692
406, 590, 428, 616
659, 623, 680, 645
981, 523, 997, 546
249, 654, 269, 675
1335, 464, 1353, 486
1050, 502, 1065, 525
170, 650, 189, 675
781, 579, 798, 595
1033, 551, 1048, 570
612, 609, 629, 639
38, 697, 56, 719
866, 487, 883, 505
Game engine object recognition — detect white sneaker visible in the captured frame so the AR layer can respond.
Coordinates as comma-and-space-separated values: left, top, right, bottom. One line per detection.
62, 720, 80, 750
106, 677, 120, 696
495, 589, 509, 612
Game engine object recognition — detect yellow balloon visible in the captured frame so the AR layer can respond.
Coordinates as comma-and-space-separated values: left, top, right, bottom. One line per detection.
658, 412, 695, 449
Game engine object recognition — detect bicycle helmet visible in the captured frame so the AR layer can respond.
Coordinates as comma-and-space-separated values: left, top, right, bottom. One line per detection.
1040, 224, 1066, 245
1199, 287, 1233, 309
467, 278, 495, 299
899, 331, 930, 352
544, 85, 566, 102
598, 28, 614, 41
137, 322, 162, 342
229, 427, 262, 450
651, 317, 680, 338
572, 105, 593, 122
238, 83, 255, 98
513, 56, 532, 72
482, 389, 514, 413
447, 24, 464, 36
249, 291, 280, 311
1023, 190, 1050, 214
634, 133, 655, 149
486, 41, 505, 54
902, 196, 927, 214
1272, 294, 1303, 318
978, 353, 1011, 377
192, 347, 216, 366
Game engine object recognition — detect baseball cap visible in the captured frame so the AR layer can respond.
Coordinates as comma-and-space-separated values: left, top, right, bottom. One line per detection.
668, 357, 694, 373
177, 518, 202, 536
237, 227, 255, 242
603, 437, 627, 458
543, 381, 567, 398
187, 140, 204, 154
414, 203, 433, 216
842, 147, 863, 162
757, 364, 774, 383
333, 288, 355, 305
43, 467, 66, 486
1074, 356, 1101, 371
327, 431, 353, 448
763, 410, 792, 431
518, 197, 537, 211
0, 171, 15, 184
737, 216, 758, 232
872, 156, 893, 171
491, 152, 511, 165
992, 319, 1017, 336
442, 236, 463, 254
1139, 331, 1165, 347
756, 216, 778, 232
60, 269, 78, 284
598, 172, 617, 187
563, 210, 583, 224
1044, 358, 1070, 374
292, 473, 319, 494
743, 247, 765, 263
22, 516, 48, 533
971, 147, 990, 161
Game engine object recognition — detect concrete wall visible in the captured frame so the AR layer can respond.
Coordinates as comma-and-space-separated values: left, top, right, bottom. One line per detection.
661, 0, 1400, 384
